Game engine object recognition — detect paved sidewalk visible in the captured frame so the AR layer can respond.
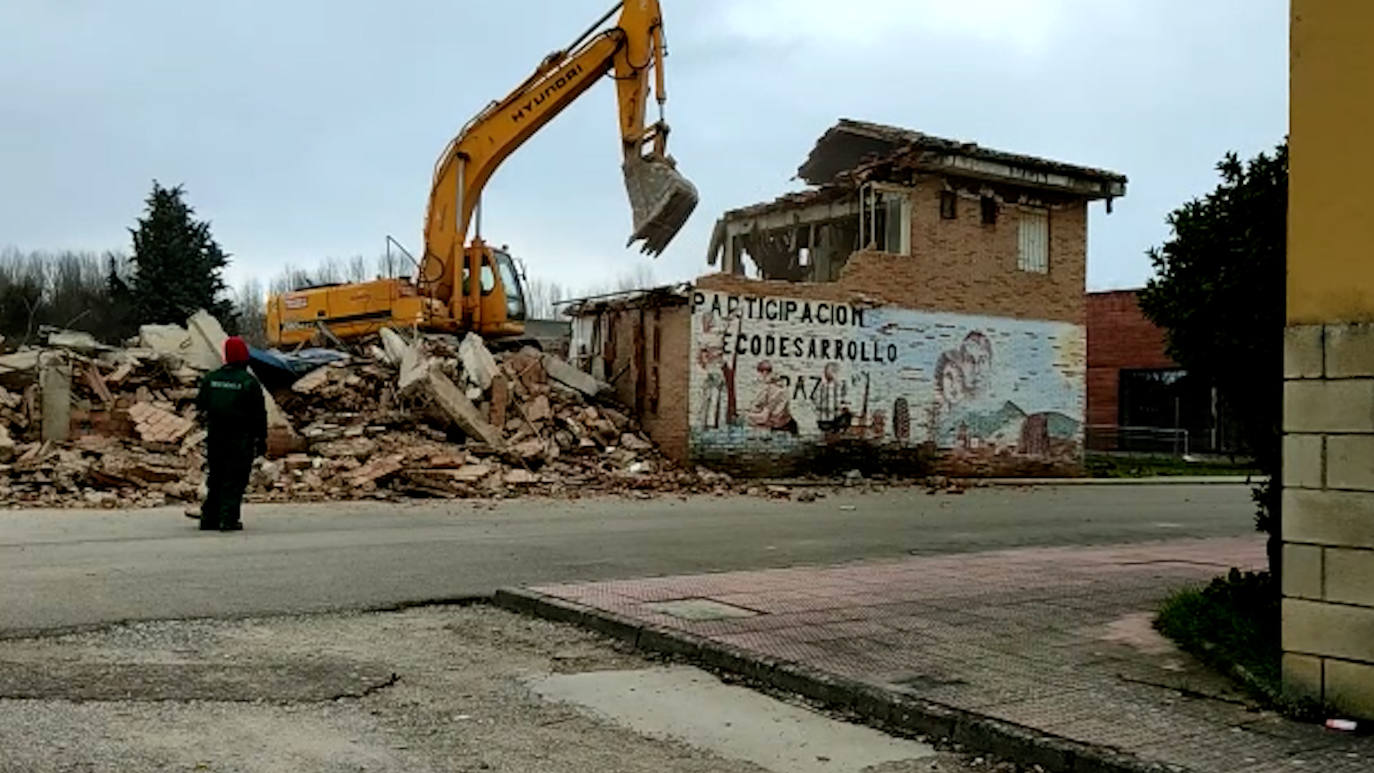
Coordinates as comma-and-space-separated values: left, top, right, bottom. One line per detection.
512, 538, 1374, 773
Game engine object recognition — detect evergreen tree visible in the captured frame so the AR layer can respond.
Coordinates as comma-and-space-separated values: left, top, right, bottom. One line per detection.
126, 182, 236, 327
1139, 142, 1287, 578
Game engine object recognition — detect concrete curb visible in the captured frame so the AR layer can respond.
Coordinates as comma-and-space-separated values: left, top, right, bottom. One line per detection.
493, 588, 1173, 773
978, 476, 1261, 486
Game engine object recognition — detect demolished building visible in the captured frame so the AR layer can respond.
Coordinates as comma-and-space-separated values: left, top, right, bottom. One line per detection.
570, 119, 1127, 476
0, 309, 738, 509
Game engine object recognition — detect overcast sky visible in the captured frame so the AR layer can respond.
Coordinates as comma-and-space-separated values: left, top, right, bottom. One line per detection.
1, 0, 1287, 296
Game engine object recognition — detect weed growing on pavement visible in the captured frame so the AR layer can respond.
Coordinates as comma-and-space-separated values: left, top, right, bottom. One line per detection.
1155, 569, 1323, 720
1085, 454, 1259, 479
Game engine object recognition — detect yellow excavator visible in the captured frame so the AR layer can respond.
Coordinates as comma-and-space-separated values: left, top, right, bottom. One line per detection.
265, 1, 697, 347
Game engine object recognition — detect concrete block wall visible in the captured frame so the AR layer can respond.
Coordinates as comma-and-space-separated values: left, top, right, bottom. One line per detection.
1282, 322, 1374, 718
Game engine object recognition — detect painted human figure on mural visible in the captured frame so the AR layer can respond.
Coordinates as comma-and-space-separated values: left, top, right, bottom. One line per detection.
747, 361, 798, 434
958, 331, 993, 398
814, 361, 852, 434
934, 351, 969, 410
930, 333, 1007, 449
696, 313, 731, 428
870, 409, 887, 439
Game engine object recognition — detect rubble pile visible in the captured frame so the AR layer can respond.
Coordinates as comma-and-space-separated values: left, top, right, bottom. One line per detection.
0, 313, 740, 509
259, 330, 733, 502
0, 332, 212, 508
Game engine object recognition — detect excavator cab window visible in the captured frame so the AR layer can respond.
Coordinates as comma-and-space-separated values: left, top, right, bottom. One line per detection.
494, 249, 527, 321
461, 263, 497, 295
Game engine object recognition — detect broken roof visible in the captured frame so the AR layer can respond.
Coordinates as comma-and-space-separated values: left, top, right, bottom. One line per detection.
797, 118, 1127, 199
560, 283, 693, 316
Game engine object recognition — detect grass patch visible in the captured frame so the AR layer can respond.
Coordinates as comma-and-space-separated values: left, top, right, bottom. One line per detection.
1155, 569, 1323, 720
1087, 453, 1259, 479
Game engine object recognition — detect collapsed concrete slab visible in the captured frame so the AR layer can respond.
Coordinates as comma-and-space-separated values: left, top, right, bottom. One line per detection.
459, 332, 499, 392
0, 350, 40, 375
379, 328, 410, 367
39, 356, 71, 443
47, 330, 111, 354
185, 310, 229, 371
542, 353, 603, 397
406, 363, 505, 449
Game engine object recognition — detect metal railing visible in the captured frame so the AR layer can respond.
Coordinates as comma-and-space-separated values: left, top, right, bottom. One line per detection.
1085, 425, 1189, 457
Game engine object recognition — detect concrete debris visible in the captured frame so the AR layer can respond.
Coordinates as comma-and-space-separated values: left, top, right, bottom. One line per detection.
347, 454, 404, 487
46, 329, 111, 354
0, 316, 783, 510
291, 367, 332, 394
0, 423, 15, 463
127, 402, 195, 444
407, 363, 506, 449
185, 310, 229, 371
378, 328, 410, 367
503, 468, 539, 485
542, 353, 602, 397
450, 463, 493, 482
0, 350, 41, 376
458, 332, 499, 392
138, 324, 193, 360
525, 394, 552, 423
84, 365, 114, 406
313, 437, 378, 459
39, 357, 73, 443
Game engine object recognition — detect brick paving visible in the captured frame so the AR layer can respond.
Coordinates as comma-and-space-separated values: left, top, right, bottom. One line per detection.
528, 538, 1374, 773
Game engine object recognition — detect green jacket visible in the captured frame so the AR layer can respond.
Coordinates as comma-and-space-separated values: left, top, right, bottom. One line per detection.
196, 363, 267, 451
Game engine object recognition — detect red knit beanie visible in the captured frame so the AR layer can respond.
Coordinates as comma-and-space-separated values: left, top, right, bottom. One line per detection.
223, 336, 250, 365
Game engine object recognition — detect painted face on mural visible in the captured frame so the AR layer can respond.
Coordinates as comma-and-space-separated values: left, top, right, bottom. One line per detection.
934, 352, 967, 407
755, 360, 776, 384
958, 331, 993, 394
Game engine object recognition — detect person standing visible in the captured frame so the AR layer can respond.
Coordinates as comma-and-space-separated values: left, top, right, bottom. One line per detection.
194, 336, 266, 531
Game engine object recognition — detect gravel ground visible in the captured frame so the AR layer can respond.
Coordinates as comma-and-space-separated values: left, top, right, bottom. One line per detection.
0, 605, 1010, 773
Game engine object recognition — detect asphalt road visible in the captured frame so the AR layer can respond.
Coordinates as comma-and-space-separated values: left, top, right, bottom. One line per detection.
0, 484, 1257, 635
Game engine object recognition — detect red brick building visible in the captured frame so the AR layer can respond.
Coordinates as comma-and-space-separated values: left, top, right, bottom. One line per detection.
571, 120, 1127, 476
1086, 290, 1175, 428
1085, 289, 1233, 454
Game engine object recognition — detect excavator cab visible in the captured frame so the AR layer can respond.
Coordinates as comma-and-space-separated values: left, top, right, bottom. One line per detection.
460, 244, 528, 338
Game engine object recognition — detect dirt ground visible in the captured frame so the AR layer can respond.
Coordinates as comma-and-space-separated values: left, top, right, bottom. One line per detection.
0, 605, 1010, 773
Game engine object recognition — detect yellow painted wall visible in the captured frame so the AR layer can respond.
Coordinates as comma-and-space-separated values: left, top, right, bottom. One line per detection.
1289, 0, 1374, 324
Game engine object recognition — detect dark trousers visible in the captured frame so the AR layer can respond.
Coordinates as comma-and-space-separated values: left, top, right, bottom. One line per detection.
202, 436, 254, 529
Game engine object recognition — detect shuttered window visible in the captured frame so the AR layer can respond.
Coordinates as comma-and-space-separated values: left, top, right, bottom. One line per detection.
1017, 208, 1049, 273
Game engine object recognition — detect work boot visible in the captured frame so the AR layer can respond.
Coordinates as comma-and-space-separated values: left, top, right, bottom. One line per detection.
219, 522, 243, 532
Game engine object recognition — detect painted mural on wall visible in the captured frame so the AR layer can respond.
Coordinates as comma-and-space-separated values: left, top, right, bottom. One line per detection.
689, 290, 1086, 465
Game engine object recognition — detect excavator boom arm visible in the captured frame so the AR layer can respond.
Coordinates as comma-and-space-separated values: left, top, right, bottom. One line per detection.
421, 0, 697, 321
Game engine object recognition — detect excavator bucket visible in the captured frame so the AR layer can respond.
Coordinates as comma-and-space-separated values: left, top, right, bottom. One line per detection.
623, 155, 699, 256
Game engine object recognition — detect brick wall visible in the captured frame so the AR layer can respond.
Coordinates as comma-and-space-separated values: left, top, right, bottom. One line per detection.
1282, 323, 1374, 718
570, 301, 691, 466
700, 181, 1088, 326
1085, 290, 1175, 427
642, 305, 690, 464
